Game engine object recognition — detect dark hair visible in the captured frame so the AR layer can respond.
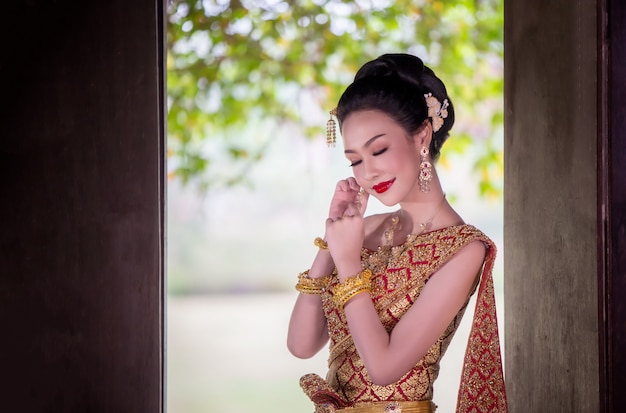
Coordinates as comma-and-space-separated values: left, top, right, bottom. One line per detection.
336, 53, 454, 160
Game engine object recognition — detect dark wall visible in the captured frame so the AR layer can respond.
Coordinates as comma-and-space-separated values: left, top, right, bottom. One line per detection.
600, 0, 626, 410
0, 1, 165, 412
504, 0, 599, 411
506, 0, 626, 411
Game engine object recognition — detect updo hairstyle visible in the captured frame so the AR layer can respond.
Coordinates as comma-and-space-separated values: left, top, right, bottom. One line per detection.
335, 54, 454, 161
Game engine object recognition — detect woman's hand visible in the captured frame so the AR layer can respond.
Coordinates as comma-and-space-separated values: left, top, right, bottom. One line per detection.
325, 178, 369, 277
328, 177, 363, 220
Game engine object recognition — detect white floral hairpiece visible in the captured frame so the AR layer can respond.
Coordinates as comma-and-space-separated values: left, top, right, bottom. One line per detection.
424, 93, 449, 132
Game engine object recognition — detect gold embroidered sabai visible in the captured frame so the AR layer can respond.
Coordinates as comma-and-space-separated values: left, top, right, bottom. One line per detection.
299, 225, 508, 413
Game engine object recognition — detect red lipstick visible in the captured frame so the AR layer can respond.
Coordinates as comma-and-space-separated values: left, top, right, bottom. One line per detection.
373, 178, 395, 194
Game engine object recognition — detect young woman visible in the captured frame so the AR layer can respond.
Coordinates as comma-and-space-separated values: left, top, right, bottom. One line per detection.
287, 54, 507, 413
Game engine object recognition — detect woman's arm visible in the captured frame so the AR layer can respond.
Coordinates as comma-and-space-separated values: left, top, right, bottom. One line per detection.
286, 248, 334, 359
334, 240, 486, 385
287, 178, 365, 358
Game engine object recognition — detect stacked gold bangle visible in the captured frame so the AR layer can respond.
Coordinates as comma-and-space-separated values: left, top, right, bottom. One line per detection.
332, 269, 373, 311
294, 238, 333, 294
295, 270, 333, 294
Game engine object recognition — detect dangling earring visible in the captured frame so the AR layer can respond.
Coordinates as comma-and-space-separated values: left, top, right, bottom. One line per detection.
419, 146, 432, 192
326, 108, 337, 147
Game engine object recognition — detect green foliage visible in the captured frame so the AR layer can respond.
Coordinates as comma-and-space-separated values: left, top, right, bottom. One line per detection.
167, 0, 503, 196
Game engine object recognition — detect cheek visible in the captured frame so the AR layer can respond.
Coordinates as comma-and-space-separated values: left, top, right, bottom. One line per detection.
351, 168, 365, 187
349, 166, 369, 190
386, 153, 408, 174
389, 153, 420, 185
399, 149, 420, 169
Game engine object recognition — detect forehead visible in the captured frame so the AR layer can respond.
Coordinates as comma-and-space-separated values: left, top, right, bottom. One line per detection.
341, 110, 406, 146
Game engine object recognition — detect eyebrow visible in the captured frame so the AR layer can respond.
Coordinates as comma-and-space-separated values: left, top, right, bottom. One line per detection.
344, 133, 386, 154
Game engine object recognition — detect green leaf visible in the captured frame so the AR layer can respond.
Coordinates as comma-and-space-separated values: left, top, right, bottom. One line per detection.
166, 0, 504, 197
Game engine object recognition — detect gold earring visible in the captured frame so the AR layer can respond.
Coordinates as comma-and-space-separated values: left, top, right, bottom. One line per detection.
419, 146, 432, 192
326, 108, 337, 147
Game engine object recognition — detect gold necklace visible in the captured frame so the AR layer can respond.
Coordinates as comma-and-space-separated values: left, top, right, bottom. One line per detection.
415, 195, 447, 234
383, 195, 447, 246
383, 214, 401, 246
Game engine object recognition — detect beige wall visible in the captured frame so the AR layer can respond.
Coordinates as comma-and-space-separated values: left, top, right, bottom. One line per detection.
504, 0, 599, 411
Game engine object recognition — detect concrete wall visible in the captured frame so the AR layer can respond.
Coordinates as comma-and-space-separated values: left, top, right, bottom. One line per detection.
504, 0, 599, 411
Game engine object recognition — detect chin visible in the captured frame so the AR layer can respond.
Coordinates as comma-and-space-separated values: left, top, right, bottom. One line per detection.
375, 195, 400, 207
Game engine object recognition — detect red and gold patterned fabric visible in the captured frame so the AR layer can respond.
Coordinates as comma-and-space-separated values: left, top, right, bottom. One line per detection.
300, 225, 508, 412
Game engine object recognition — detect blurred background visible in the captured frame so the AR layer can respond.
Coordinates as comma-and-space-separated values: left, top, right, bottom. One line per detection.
165, 1, 503, 412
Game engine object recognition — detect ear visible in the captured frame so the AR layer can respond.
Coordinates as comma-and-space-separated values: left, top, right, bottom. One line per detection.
413, 120, 433, 152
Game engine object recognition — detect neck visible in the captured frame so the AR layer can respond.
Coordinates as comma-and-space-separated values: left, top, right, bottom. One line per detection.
398, 190, 448, 235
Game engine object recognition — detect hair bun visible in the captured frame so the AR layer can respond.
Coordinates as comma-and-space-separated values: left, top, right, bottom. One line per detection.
354, 54, 425, 90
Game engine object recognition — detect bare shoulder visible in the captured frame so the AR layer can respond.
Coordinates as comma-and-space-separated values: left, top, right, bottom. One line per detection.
363, 212, 391, 229
439, 238, 487, 281
363, 212, 393, 235
459, 238, 488, 258
362, 212, 395, 249
419, 238, 487, 303
449, 236, 488, 266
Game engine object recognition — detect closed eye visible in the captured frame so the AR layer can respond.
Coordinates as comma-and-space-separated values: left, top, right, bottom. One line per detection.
349, 148, 386, 167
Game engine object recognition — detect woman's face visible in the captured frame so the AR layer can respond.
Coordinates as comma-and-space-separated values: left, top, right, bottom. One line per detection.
341, 109, 424, 206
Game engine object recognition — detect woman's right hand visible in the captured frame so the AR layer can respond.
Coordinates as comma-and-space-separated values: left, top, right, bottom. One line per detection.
325, 178, 369, 277
328, 177, 362, 220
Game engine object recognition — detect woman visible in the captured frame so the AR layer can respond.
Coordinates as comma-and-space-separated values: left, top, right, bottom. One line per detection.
287, 54, 507, 413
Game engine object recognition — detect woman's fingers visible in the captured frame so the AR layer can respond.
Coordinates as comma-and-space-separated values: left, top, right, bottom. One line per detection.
343, 202, 360, 218
329, 178, 363, 219
336, 178, 355, 192
336, 177, 360, 195
347, 177, 360, 192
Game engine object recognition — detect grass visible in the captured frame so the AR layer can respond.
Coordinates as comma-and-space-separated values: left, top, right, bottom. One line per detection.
167, 291, 505, 413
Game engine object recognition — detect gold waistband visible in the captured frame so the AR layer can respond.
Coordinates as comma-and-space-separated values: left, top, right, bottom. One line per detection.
336, 400, 435, 413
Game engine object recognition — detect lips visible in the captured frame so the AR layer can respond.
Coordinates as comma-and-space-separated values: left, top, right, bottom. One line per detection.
373, 178, 395, 194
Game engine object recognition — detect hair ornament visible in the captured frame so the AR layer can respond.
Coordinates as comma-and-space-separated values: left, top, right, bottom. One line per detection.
424, 93, 449, 132
326, 108, 337, 147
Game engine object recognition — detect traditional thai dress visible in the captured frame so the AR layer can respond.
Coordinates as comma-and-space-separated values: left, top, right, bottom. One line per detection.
299, 224, 508, 413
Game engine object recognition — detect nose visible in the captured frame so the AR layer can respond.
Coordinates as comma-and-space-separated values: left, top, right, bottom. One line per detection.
362, 160, 379, 181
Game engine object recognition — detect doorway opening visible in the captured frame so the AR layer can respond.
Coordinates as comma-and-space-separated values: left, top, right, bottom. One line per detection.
165, 2, 504, 412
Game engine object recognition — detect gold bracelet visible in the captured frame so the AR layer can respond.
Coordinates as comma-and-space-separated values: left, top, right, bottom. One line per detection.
295, 270, 333, 294
332, 269, 372, 310
314, 237, 329, 250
